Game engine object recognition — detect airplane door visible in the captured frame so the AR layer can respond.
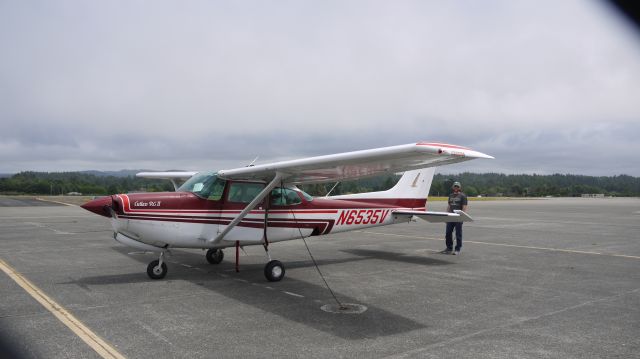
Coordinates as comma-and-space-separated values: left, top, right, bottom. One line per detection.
176, 176, 225, 247
221, 181, 266, 243
265, 188, 301, 242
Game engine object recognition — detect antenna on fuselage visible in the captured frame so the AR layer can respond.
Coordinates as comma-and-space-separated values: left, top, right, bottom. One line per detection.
247, 156, 259, 167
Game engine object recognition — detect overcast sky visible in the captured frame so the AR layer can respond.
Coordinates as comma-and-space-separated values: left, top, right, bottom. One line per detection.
1, 1, 639, 176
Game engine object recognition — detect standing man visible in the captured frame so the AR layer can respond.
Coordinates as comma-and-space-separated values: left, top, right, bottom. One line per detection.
442, 181, 468, 255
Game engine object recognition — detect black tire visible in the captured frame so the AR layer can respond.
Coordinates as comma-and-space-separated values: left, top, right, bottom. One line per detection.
147, 260, 168, 279
264, 260, 285, 282
206, 249, 224, 264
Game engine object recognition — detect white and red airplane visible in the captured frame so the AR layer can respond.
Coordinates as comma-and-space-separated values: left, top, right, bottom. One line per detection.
81, 142, 492, 281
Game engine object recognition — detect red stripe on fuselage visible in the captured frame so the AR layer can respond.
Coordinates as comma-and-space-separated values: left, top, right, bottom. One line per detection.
116, 193, 426, 236
119, 214, 334, 232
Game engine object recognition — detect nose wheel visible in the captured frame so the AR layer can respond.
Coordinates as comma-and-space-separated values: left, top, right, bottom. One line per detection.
147, 252, 168, 279
147, 260, 167, 279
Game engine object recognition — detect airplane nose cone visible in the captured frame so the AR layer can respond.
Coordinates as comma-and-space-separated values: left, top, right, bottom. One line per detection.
81, 196, 113, 217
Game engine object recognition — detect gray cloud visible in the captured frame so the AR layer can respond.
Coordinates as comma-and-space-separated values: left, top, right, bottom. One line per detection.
1, 1, 639, 175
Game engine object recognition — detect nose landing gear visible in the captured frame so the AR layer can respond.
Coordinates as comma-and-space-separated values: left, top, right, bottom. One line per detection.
146, 251, 168, 279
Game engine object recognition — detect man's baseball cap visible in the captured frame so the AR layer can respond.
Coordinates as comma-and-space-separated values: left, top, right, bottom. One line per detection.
452, 181, 461, 188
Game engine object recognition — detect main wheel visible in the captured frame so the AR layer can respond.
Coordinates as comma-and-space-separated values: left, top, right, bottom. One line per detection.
264, 260, 285, 282
206, 249, 224, 264
147, 260, 168, 279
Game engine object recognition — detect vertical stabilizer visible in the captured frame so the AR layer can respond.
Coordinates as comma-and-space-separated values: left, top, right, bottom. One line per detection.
384, 167, 435, 199
329, 167, 435, 208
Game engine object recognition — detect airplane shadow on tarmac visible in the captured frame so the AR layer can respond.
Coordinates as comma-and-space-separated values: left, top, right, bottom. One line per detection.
340, 248, 452, 266
64, 246, 456, 340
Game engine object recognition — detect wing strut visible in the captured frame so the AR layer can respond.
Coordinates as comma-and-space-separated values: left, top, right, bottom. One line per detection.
170, 179, 179, 191
208, 172, 285, 245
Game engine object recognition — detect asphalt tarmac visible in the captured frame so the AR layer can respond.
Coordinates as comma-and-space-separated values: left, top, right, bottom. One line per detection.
1, 197, 639, 358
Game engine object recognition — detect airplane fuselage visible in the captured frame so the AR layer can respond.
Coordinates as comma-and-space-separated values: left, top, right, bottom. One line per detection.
85, 185, 426, 251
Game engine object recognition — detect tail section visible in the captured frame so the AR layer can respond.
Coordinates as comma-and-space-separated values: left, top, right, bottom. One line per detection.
383, 167, 435, 199
329, 167, 435, 209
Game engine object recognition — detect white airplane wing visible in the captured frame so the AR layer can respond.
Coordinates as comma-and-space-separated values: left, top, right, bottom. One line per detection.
217, 142, 493, 184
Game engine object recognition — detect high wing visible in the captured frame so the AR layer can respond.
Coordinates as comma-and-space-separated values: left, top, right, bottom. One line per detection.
217, 142, 493, 184
217, 142, 488, 245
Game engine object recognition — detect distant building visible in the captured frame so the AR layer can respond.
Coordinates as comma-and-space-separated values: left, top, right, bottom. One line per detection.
581, 193, 605, 198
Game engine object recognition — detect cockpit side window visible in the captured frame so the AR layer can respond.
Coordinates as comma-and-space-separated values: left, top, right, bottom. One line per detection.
177, 172, 226, 201
227, 182, 265, 203
270, 187, 302, 206
202, 178, 226, 200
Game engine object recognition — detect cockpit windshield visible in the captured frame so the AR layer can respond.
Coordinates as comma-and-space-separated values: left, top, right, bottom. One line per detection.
177, 172, 226, 200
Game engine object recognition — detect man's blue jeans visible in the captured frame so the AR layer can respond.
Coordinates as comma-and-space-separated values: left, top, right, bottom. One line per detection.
445, 222, 463, 251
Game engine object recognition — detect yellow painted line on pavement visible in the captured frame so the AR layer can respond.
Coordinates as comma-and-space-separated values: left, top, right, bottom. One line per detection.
0, 259, 126, 359
360, 231, 640, 260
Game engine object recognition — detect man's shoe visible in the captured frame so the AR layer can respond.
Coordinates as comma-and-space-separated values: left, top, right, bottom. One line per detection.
453, 250, 460, 255
440, 249, 452, 254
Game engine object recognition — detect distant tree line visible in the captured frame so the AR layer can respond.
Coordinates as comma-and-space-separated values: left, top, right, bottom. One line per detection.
0, 171, 173, 195
0, 171, 638, 197
429, 173, 639, 197
302, 173, 640, 197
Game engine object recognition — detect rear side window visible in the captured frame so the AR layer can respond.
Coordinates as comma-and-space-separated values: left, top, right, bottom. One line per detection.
270, 188, 302, 206
227, 182, 265, 203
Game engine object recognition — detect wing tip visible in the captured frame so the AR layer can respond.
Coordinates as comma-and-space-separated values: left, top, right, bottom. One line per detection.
416, 141, 494, 159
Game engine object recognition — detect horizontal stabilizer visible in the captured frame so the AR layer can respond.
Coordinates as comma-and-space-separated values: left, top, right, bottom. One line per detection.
392, 209, 473, 223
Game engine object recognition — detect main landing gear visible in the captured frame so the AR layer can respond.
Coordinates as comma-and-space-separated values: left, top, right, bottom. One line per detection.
206, 248, 224, 264
264, 260, 285, 282
262, 240, 285, 282
204, 246, 286, 282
